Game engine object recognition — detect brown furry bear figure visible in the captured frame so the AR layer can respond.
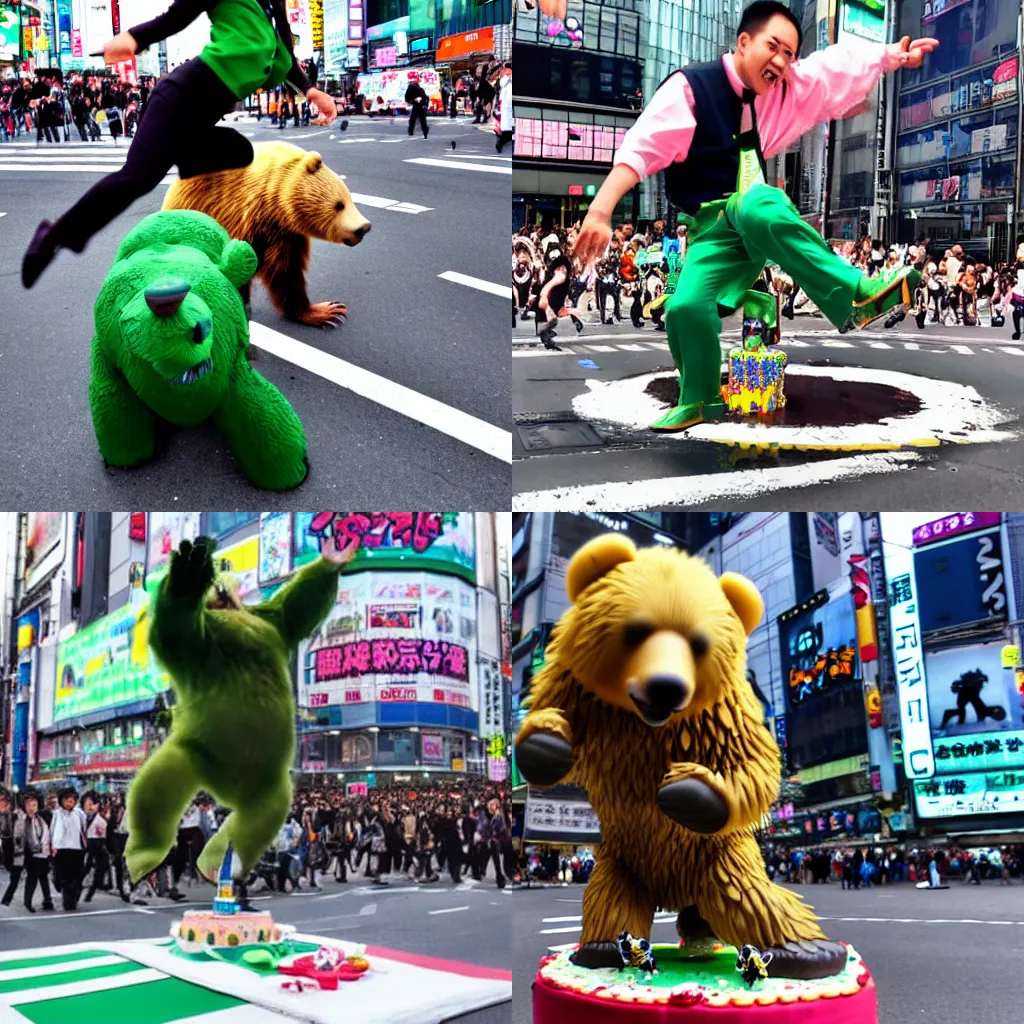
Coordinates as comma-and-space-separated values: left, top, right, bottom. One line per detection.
163, 141, 370, 328
515, 534, 847, 979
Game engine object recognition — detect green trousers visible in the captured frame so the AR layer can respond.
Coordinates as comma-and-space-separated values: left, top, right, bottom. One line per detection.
665, 183, 865, 406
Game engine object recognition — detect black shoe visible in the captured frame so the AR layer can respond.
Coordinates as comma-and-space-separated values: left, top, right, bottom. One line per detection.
1, 898, 10, 906
1013, 332, 1021, 340
132, 897, 149, 906
22, 219, 59, 288
25, 904, 35, 913
42, 902, 54, 911
84, 893, 93, 903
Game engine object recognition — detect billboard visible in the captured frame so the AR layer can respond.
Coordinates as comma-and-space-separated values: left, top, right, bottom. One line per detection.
323, 0, 348, 73
778, 588, 865, 772
914, 527, 1008, 633
915, 768, 1024, 818
259, 512, 292, 584
0, 4, 19, 61
299, 570, 477, 711
24, 512, 63, 592
55, 601, 170, 722
882, 514, 935, 779
524, 785, 602, 845
912, 512, 1000, 547
296, 512, 475, 582
924, 642, 1024, 739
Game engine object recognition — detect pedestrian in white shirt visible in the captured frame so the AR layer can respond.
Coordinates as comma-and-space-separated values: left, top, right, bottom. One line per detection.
81, 793, 109, 903
50, 787, 87, 911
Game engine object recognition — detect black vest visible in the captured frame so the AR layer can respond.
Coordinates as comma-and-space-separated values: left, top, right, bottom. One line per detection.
661, 60, 770, 214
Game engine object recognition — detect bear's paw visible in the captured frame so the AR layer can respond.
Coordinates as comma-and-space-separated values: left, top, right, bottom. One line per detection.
657, 766, 730, 834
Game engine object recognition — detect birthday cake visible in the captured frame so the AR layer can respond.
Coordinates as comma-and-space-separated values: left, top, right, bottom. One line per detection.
172, 910, 282, 950
533, 944, 877, 1024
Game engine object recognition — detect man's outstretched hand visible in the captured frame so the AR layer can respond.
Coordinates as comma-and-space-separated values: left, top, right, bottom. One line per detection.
572, 210, 612, 274
889, 36, 939, 69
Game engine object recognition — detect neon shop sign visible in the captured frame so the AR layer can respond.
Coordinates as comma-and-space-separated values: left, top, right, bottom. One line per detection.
315, 638, 470, 683
309, 511, 454, 554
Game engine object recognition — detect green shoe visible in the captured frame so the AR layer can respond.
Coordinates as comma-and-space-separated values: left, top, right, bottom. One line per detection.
848, 267, 920, 331
650, 399, 727, 432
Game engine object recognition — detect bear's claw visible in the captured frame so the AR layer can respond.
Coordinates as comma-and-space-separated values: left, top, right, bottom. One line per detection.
516, 732, 573, 787
763, 939, 848, 980
571, 942, 623, 969
657, 777, 729, 834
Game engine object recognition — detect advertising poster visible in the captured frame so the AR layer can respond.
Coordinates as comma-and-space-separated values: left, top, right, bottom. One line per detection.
216, 535, 260, 603
524, 786, 601, 844
924, 641, 1024, 739
368, 603, 420, 629
992, 57, 1018, 103
258, 512, 292, 584
0, 4, 19, 60
146, 513, 201, 579
421, 733, 444, 764
355, 69, 443, 112
55, 602, 170, 722
24, 512, 63, 591
779, 592, 860, 707
296, 511, 475, 581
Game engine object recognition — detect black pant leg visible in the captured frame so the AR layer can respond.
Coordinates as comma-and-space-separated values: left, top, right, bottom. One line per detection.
51, 59, 243, 253
2, 865, 22, 904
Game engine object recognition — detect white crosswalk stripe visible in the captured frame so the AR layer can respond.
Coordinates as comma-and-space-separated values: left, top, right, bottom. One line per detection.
513, 336, 1024, 359
0, 144, 434, 213
405, 157, 512, 175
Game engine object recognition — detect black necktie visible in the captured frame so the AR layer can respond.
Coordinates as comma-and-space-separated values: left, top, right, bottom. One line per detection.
739, 87, 767, 178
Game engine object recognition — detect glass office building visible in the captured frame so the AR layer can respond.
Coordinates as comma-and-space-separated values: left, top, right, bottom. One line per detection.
641, 0, 741, 220
893, 0, 1019, 261
513, 0, 646, 230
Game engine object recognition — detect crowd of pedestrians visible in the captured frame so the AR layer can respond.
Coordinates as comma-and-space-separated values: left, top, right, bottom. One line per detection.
0, 778, 511, 914
1, 72, 151, 144
515, 216, 1024, 348
761, 844, 1024, 890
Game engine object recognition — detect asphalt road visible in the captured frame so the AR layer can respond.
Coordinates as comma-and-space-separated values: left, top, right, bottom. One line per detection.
510, 877, 1024, 1024
0, 113, 510, 506
0, 866, 511, 1023
512, 312, 1024, 509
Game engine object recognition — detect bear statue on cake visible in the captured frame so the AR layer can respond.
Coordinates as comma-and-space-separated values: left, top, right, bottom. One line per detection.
517, 534, 878, 1023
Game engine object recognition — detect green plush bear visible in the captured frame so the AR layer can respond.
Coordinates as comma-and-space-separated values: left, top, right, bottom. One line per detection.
90, 209, 308, 491
124, 533, 357, 886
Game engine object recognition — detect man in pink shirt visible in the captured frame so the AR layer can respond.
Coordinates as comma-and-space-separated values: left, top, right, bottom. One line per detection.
572, 1, 938, 431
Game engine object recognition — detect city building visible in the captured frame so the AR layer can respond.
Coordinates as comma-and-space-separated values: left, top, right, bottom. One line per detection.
891, 0, 1020, 260
512, 0, 646, 229
0, 513, 507, 796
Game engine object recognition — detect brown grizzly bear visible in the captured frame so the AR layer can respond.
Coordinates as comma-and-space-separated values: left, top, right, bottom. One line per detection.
163, 142, 371, 328
516, 533, 847, 979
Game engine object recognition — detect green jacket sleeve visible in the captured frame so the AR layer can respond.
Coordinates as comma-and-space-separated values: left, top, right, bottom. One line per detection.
253, 556, 342, 648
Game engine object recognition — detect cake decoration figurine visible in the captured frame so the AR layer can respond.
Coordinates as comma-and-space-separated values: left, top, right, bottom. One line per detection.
736, 945, 773, 988
518, 534, 879, 1023
213, 842, 240, 915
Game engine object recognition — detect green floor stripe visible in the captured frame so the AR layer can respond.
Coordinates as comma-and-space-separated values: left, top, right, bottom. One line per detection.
0, 949, 112, 973
0, 959, 146, 994
14, 975, 249, 1024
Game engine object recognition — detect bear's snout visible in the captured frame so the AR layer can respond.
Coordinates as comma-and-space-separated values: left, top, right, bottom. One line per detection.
629, 674, 690, 725
343, 220, 371, 246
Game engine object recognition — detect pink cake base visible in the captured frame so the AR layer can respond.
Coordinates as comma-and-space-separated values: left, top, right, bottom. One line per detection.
533, 949, 878, 1024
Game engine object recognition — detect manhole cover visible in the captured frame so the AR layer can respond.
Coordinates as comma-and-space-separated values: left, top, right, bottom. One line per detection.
517, 420, 606, 451
644, 373, 922, 426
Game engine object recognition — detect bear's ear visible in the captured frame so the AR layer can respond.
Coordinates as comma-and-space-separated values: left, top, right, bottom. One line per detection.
219, 239, 258, 288
720, 573, 763, 635
566, 534, 637, 604
304, 152, 323, 175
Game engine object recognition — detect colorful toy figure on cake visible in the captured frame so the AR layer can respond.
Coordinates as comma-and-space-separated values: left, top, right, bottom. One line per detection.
213, 842, 241, 914
736, 945, 773, 988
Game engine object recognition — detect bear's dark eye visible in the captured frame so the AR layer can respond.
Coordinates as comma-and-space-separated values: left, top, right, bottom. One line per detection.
690, 633, 710, 659
335, 201, 345, 212
622, 620, 655, 649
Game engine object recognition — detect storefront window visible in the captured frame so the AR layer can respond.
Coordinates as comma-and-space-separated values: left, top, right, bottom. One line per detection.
514, 105, 630, 161
377, 729, 417, 765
